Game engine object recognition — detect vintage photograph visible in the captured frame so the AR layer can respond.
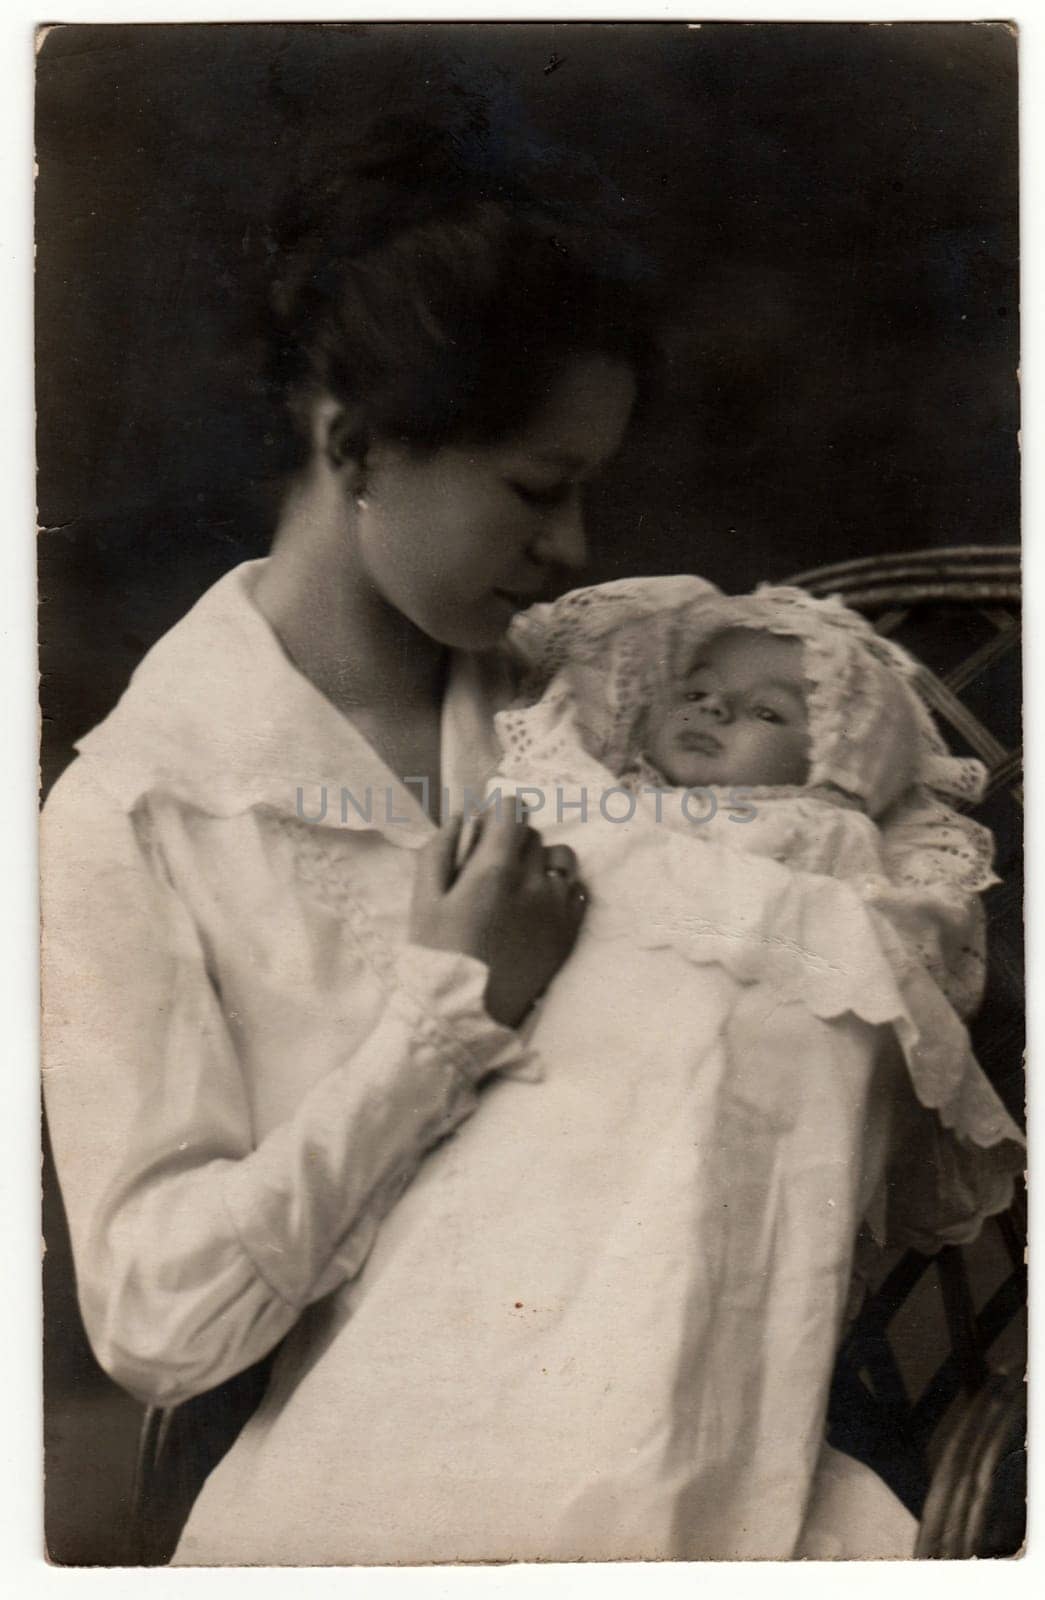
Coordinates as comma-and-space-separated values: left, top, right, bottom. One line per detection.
37, 20, 1025, 1565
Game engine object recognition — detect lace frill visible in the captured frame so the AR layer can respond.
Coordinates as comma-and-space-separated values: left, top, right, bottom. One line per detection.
858, 784, 997, 1019
858, 911, 1021, 1252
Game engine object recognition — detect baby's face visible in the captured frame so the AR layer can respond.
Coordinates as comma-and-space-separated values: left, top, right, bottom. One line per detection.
645, 628, 811, 789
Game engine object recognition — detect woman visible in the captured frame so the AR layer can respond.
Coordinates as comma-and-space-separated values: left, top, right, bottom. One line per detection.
41, 127, 653, 1560
43, 124, 946, 1564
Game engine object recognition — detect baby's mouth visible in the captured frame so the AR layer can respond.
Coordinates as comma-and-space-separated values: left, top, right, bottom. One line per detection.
676, 730, 723, 756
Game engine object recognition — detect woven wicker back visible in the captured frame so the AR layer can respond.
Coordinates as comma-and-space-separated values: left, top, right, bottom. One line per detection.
790, 546, 1024, 1553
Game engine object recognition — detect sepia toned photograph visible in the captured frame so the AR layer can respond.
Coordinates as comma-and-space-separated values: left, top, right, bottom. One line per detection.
36, 20, 1025, 1566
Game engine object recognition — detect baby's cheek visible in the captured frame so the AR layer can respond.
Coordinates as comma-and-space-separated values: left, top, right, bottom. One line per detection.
793, 730, 814, 779
645, 716, 674, 767
740, 728, 805, 786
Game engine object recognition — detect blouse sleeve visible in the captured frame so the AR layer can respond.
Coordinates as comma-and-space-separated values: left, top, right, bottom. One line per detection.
41, 761, 526, 1409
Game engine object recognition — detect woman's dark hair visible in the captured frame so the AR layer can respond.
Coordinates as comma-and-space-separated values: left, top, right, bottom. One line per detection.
257, 115, 661, 474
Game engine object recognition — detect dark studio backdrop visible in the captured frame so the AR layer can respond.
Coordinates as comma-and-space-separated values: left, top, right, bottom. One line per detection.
36, 21, 1020, 1564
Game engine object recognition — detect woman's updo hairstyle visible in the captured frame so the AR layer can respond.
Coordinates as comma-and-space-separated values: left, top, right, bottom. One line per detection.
259, 114, 660, 474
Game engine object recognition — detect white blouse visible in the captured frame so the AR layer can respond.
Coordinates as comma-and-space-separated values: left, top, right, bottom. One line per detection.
41, 559, 528, 1409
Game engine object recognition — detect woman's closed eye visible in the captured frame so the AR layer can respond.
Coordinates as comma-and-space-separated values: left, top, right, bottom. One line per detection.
508, 478, 574, 510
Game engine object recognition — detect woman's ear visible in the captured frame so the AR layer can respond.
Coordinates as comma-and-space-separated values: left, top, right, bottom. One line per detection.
310, 395, 370, 493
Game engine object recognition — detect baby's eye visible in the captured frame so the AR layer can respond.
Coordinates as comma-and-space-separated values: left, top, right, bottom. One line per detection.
753, 705, 784, 724
509, 479, 572, 510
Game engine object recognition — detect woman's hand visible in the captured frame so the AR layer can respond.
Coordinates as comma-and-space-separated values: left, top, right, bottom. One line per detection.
410, 811, 588, 1028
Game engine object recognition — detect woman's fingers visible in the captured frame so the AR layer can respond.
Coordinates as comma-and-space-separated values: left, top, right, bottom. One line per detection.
466, 815, 583, 894
456, 806, 585, 917
541, 844, 578, 882
538, 842, 588, 920
469, 805, 537, 873
422, 808, 532, 899
567, 878, 590, 919
521, 827, 546, 877
414, 814, 465, 896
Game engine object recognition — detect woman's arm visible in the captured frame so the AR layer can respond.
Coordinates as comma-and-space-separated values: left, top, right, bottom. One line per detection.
42, 763, 526, 1408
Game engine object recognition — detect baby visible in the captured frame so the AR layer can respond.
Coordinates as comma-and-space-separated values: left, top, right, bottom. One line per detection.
501, 578, 995, 1012
428, 575, 1022, 1556
290, 579, 1024, 1563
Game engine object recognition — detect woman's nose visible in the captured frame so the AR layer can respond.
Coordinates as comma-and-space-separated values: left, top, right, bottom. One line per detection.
534, 492, 588, 572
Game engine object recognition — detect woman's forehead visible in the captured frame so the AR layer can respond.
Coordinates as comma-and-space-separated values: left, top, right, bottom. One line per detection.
502, 355, 636, 469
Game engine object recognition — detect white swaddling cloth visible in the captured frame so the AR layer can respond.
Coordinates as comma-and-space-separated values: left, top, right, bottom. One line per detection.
174, 792, 1019, 1565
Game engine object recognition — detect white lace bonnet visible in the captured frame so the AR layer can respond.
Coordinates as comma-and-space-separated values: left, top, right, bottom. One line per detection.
508, 575, 988, 820
507, 576, 998, 1018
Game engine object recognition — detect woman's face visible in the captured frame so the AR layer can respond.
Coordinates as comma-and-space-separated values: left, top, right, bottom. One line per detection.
352, 355, 637, 650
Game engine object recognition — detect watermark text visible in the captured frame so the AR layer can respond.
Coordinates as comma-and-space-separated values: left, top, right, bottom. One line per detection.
294, 783, 758, 827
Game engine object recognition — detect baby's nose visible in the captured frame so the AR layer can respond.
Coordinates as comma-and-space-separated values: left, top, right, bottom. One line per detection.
698, 692, 731, 723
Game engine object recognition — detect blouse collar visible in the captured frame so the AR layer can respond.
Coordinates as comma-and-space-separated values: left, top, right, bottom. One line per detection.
75, 559, 513, 845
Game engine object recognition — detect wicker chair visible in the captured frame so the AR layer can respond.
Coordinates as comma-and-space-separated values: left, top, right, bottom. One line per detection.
787, 545, 1025, 1557
130, 544, 1025, 1563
